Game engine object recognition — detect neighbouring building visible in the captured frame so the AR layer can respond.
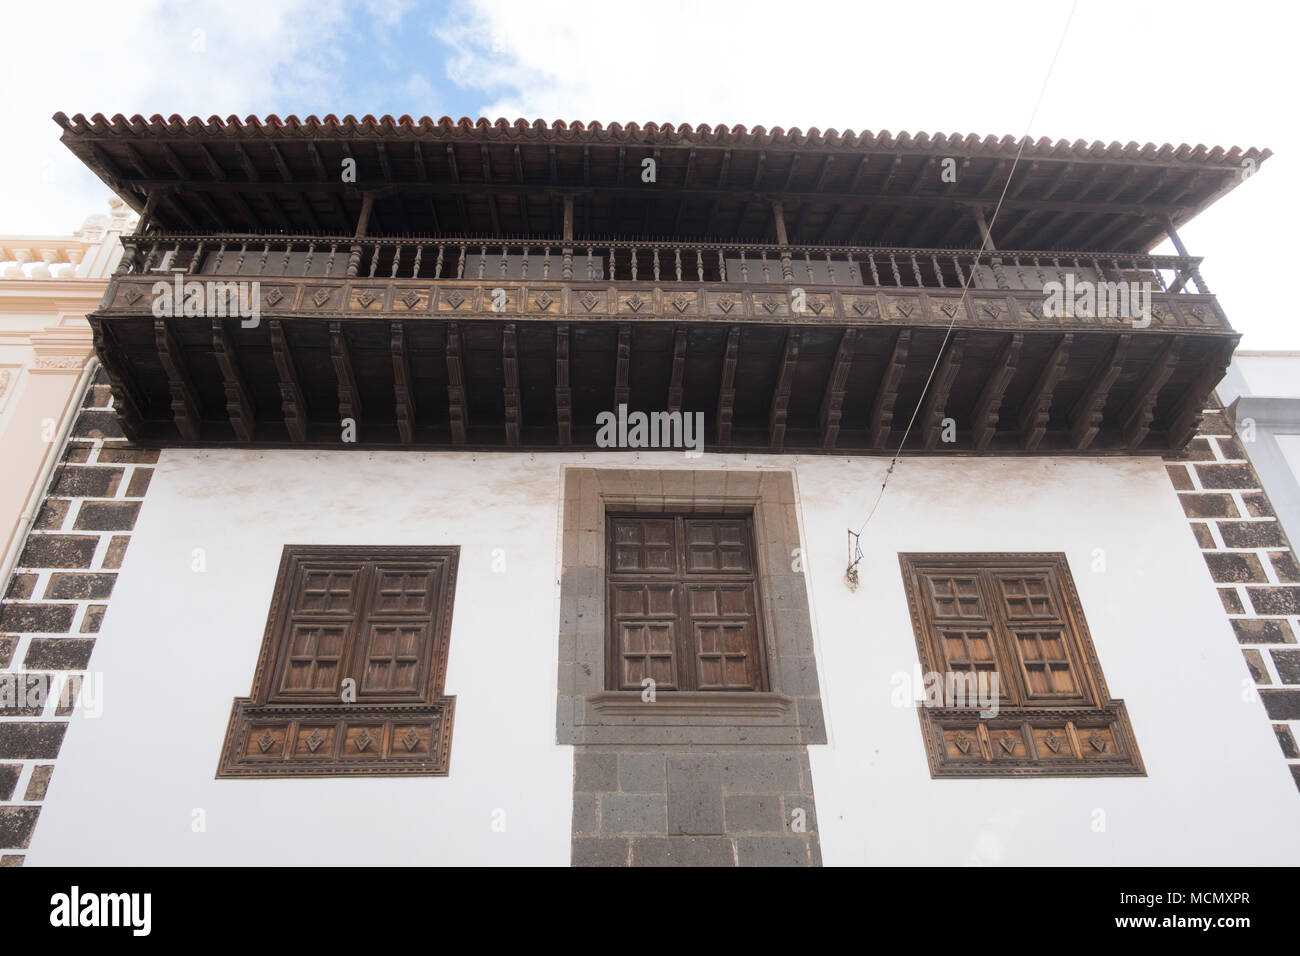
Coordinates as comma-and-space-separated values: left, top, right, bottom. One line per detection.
0, 112, 1295, 866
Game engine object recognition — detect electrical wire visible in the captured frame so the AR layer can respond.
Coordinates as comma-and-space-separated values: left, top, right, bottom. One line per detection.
847, 0, 1080, 571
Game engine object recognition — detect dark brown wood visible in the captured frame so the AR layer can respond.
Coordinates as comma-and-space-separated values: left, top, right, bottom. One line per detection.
870, 328, 911, 448
971, 332, 1023, 450
819, 328, 857, 450
715, 326, 741, 446
606, 515, 767, 693
1167, 338, 1236, 448
1069, 333, 1130, 450
212, 318, 255, 441
667, 327, 687, 415
769, 330, 800, 450
1121, 336, 1183, 448
216, 544, 460, 777
89, 318, 143, 439
269, 319, 307, 442
445, 322, 468, 444
614, 325, 631, 409
899, 552, 1144, 778
920, 331, 966, 450
329, 321, 361, 429
154, 318, 200, 440
391, 322, 415, 444
555, 324, 571, 445
503, 323, 520, 446
1019, 334, 1072, 451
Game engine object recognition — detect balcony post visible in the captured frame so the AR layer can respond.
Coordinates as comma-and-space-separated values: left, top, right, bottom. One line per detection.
346, 191, 375, 278
562, 194, 575, 280
772, 200, 794, 281
1164, 216, 1210, 294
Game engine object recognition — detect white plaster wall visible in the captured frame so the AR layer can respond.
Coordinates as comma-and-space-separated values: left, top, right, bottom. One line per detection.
27, 450, 1300, 865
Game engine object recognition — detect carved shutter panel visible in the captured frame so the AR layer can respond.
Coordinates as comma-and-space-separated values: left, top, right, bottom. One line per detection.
606, 515, 767, 691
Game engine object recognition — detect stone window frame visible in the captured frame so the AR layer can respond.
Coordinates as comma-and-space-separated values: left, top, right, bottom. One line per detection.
557, 468, 825, 747
216, 544, 459, 778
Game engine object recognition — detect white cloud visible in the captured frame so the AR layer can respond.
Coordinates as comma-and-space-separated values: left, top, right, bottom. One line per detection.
0, 0, 348, 235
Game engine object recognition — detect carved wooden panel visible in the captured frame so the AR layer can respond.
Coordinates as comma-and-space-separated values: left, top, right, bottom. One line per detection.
217, 545, 459, 777
607, 514, 768, 692
900, 553, 1144, 777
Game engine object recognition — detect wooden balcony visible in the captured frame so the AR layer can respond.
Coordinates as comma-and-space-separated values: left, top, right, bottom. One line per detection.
89, 234, 1236, 455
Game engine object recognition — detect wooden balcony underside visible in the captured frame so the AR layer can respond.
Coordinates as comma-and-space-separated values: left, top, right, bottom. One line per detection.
90, 276, 1236, 455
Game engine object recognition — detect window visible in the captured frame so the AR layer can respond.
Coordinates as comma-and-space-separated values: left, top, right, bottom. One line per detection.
606, 514, 769, 692
900, 553, 1144, 777
217, 545, 459, 777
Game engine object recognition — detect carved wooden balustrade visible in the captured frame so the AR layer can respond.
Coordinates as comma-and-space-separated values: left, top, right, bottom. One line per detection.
90, 232, 1234, 455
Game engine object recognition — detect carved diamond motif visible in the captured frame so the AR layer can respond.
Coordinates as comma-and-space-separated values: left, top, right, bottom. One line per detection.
305, 728, 325, 753
998, 731, 1017, 755
256, 730, 276, 754
626, 294, 644, 313
938, 301, 961, 318
354, 729, 373, 753
580, 291, 599, 311
535, 291, 554, 310
1043, 730, 1061, 754
761, 294, 781, 314
122, 287, 143, 305
852, 298, 878, 317
399, 290, 422, 309
401, 728, 420, 752
1088, 730, 1108, 753
953, 731, 972, 755
894, 300, 913, 318
445, 290, 465, 308
1189, 305, 1208, 322
716, 295, 736, 314
264, 287, 284, 307
806, 296, 827, 315
671, 294, 692, 313
981, 302, 1004, 319
356, 289, 376, 308
312, 288, 331, 307
1024, 302, 1044, 319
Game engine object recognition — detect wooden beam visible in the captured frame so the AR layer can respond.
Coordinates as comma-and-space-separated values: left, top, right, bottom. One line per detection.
155, 318, 200, 440
391, 322, 415, 444
123, 175, 1192, 219
89, 319, 143, 439
971, 332, 1023, 450
555, 324, 571, 445
446, 322, 467, 444
919, 332, 966, 450
668, 327, 688, 414
819, 328, 857, 450
503, 323, 521, 446
1018, 334, 1072, 450
212, 318, 255, 441
1167, 339, 1236, 448
614, 325, 631, 409
769, 330, 801, 451
715, 326, 741, 446
869, 329, 912, 448
329, 321, 361, 431
1120, 336, 1183, 449
1069, 333, 1130, 449
269, 320, 306, 441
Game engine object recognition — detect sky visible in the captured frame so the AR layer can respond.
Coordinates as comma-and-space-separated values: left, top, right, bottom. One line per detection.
2, 0, 1295, 347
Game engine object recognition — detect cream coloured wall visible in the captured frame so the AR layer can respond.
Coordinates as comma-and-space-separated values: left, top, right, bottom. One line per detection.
0, 199, 135, 569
